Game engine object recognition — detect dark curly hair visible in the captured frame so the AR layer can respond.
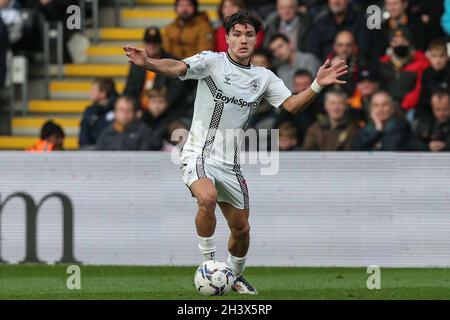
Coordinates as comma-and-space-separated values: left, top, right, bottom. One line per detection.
224, 10, 263, 35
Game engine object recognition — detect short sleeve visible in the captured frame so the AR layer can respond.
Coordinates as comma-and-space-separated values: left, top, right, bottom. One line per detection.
264, 70, 292, 108
179, 51, 219, 81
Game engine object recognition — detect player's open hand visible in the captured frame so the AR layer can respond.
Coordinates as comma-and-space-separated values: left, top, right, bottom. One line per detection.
123, 45, 148, 67
316, 59, 348, 87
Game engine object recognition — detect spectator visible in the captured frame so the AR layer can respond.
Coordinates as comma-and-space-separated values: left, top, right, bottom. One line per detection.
378, 26, 430, 120
0, 14, 8, 89
141, 87, 174, 151
302, 88, 359, 151
250, 47, 273, 69
163, 0, 214, 59
417, 38, 450, 119
263, 0, 311, 52
124, 27, 189, 114
161, 119, 189, 152
79, 78, 117, 149
307, 0, 369, 61
268, 33, 320, 90
26, 120, 65, 152
278, 122, 300, 151
371, 0, 427, 59
275, 69, 322, 145
352, 91, 410, 151
348, 68, 380, 123
96, 96, 153, 151
0, 0, 23, 44
327, 30, 367, 96
409, 91, 450, 152
214, 0, 264, 52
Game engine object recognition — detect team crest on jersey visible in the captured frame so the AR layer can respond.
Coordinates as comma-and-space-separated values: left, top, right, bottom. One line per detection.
250, 80, 260, 93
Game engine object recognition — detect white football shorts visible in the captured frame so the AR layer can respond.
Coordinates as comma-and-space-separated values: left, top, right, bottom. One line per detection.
180, 156, 249, 210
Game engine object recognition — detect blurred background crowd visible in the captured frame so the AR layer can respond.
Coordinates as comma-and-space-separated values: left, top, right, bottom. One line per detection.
0, 0, 449, 152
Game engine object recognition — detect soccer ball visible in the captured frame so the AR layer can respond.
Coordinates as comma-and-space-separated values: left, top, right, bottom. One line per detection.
194, 261, 236, 296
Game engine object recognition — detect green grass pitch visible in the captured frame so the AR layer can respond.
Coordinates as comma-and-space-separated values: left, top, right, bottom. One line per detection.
1, 265, 450, 299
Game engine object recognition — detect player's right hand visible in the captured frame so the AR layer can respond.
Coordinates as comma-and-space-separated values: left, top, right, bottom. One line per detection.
123, 45, 148, 67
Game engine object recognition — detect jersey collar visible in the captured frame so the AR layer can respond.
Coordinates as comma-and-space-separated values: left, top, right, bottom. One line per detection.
226, 51, 252, 69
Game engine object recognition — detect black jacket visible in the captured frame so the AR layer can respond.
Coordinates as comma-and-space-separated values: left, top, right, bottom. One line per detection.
141, 111, 174, 151
96, 121, 153, 151
417, 64, 450, 119
79, 96, 117, 147
307, 6, 369, 60
352, 117, 410, 151
409, 116, 450, 151
123, 51, 189, 113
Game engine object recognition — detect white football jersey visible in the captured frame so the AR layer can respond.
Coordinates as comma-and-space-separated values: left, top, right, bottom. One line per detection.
179, 51, 292, 165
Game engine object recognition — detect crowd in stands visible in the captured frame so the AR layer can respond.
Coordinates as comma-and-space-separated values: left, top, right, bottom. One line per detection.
1, 0, 449, 152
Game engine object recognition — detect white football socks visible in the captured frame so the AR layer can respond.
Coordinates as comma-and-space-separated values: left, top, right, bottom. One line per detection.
198, 235, 216, 261
227, 253, 247, 277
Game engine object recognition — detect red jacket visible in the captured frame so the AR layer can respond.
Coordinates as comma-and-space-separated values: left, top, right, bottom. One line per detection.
214, 26, 264, 52
379, 51, 430, 111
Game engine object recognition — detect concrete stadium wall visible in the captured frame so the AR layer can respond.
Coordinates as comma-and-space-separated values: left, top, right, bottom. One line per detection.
1, 152, 450, 267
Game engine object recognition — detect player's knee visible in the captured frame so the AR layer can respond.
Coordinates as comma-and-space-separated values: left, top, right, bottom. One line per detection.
198, 192, 217, 214
232, 222, 250, 240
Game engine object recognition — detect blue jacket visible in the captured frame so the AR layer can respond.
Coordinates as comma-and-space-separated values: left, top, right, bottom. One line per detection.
79, 95, 117, 147
352, 117, 411, 151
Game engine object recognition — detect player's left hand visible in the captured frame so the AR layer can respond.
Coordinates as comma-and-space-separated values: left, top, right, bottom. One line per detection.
316, 59, 348, 87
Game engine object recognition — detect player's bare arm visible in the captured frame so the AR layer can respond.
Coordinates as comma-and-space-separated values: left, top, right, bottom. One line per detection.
123, 45, 187, 78
282, 59, 348, 114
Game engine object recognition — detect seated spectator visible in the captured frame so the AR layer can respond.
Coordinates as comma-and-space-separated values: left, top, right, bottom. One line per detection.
214, 0, 264, 52
161, 119, 189, 152
275, 69, 322, 145
250, 48, 273, 69
163, 0, 214, 59
269, 33, 320, 90
26, 120, 65, 152
327, 30, 367, 96
307, 0, 369, 61
378, 26, 430, 120
264, 0, 311, 52
278, 122, 300, 151
352, 91, 410, 151
409, 91, 450, 152
0, 0, 23, 44
141, 87, 174, 151
124, 27, 189, 114
79, 78, 117, 149
417, 38, 450, 119
371, 0, 427, 59
348, 68, 380, 123
96, 96, 153, 151
302, 88, 359, 151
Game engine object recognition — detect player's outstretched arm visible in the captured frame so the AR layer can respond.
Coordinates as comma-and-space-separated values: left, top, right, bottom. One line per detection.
282, 59, 348, 114
123, 45, 188, 78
